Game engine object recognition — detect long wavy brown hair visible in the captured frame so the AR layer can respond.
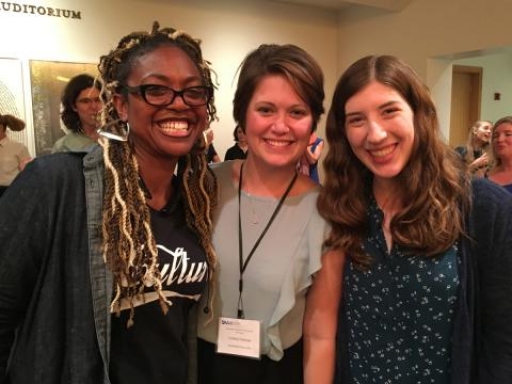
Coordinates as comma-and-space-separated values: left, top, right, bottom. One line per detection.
317, 55, 471, 270
97, 21, 218, 325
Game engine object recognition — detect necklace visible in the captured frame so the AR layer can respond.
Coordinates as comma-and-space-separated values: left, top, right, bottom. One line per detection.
244, 193, 275, 225
240, 164, 296, 225
251, 204, 259, 224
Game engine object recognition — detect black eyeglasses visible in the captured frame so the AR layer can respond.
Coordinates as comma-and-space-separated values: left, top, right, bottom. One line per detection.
123, 84, 212, 107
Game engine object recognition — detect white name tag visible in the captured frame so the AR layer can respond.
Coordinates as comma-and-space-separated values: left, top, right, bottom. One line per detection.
216, 316, 261, 359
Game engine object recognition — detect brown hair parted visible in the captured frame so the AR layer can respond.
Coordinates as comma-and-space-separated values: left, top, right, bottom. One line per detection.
97, 21, 218, 325
233, 44, 324, 132
317, 55, 470, 271
0, 114, 25, 132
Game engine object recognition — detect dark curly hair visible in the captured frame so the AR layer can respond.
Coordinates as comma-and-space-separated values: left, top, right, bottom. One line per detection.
60, 73, 101, 132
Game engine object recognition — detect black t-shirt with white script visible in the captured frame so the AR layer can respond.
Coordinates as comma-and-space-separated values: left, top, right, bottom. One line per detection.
109, 193, 208, 384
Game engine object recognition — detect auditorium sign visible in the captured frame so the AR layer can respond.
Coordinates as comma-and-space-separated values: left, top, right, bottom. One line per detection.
0, 2, 81, 19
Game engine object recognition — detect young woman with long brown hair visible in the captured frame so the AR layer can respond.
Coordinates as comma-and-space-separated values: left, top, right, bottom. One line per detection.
318, 55, 512, 384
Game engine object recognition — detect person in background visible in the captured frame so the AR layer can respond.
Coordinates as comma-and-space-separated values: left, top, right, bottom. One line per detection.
197, 43, 343, 384
297, 131, 324, 183
224, 125, 248, 160
0, 113, 31, 198
0, 21, 217, 383
486, 116, 512, 193
454, 119, 492, 176
204, 128, 221, 163
318, 54, 512, 384
52, 73, 103, 153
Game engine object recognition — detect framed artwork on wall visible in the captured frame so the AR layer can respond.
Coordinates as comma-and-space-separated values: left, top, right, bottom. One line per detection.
0, 58, 27, 148
30, 60, 98, 156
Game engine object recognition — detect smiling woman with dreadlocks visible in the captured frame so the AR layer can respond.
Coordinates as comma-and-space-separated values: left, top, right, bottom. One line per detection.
0, 22, 217, 384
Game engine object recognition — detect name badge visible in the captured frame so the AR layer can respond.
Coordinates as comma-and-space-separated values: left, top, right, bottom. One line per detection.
216, 316, 261, 359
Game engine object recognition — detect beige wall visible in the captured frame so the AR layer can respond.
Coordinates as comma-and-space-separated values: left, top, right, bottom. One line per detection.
5, 0, 509, 160
337, 0, 512, 139
0, 0, 338, 159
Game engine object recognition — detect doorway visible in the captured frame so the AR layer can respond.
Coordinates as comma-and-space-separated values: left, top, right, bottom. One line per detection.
449, 65, 482, 147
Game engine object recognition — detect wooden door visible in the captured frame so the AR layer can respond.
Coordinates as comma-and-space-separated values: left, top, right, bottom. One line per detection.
450, 65, 482, 147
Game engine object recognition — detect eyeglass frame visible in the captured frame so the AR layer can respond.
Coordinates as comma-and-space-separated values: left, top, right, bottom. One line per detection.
121, 84, 213, 108
76, 97, 103, 105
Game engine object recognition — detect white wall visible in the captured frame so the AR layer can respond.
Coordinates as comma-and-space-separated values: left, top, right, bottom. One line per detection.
0, 0, 338, 159
337, 0, 512, 139
453, 53, 512, 123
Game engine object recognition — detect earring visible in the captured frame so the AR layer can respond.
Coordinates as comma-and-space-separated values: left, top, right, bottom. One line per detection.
97, 120, 130, 142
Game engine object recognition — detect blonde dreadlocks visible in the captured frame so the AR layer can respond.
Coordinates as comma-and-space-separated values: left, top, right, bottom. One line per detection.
97, 21, 218, 326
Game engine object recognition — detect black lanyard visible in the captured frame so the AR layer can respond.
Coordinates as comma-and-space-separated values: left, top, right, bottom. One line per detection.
237, 162, 298, 319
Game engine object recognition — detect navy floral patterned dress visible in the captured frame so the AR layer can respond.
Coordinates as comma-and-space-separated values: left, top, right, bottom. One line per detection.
343, 197, 460, 384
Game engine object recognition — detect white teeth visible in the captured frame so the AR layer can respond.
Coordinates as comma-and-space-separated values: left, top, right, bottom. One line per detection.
371, 145, 394, 157
159, 121, 189, 131
267, 140, 289, 147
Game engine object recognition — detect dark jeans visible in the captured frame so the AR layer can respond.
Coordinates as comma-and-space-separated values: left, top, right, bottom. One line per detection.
197, 338, 303, 384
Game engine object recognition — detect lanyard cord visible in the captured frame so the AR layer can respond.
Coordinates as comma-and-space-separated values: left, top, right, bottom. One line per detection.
237, 162, 298, 319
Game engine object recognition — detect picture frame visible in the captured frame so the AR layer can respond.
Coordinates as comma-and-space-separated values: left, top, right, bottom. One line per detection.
0, 58, 27, 147
30, 60, 98, 156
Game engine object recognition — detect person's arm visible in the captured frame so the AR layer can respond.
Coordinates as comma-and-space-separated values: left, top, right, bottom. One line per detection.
303, 249, 344, 384
468, 152, 489, 175
19, 157, 32, 171
0, 161, 48, 378
207, 144, 221, 163
18, 144, 32, 171
305, 140, 324, 165
473, 181, 512, 383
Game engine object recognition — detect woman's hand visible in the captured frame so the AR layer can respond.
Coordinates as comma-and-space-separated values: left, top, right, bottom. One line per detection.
470, 152, 489, 175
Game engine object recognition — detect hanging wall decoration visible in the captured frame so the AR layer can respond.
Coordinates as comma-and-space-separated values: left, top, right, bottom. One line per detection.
0, 58, 27, 148
29, 60, 98, 156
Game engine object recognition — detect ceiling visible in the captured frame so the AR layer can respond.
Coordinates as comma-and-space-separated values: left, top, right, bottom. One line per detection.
143, 0, 413, 13
266, 0, 412, 12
